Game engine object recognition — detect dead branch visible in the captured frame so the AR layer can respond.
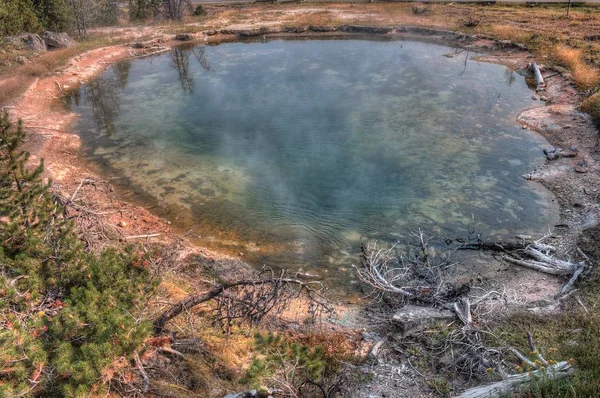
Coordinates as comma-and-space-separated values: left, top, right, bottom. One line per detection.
457, 361, 573, 398
124, 233, 162, 240
153, 270, 333, 334
157, 346, 186, 361
134, 353, 149, 393
555, 263, 585, 298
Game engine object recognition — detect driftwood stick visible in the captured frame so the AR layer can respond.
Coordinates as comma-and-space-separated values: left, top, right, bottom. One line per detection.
70, 178, 94, 203
24, 125, 70, 133
523, 247, 577, 271
54, 80, 67, 96
504, 256, 573, 276
530, 62, 545, 91
124, 233, 161, 240
453, 297, 472, 326
508, 347, 536, 369
556, 264, 585, 298
157, 347, 186, 360
134, 353, 149, 393
457, 361, 573, 398
527, 331, 549, 366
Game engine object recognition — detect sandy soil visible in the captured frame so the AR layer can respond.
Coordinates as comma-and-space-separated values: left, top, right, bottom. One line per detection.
5, 9, 600, 396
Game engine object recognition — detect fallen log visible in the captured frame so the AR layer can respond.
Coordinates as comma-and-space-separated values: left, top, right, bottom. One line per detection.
456, 361, 573, 398
504, 256, 573, 276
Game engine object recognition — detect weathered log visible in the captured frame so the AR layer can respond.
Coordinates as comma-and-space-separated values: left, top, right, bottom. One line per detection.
504, 256, 573, 276
555, 264, 585, 298
523, 247, 578, 272
456, 361, 573, 398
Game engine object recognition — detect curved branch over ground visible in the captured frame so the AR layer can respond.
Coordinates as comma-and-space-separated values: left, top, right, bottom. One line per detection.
153, 273, 333, 334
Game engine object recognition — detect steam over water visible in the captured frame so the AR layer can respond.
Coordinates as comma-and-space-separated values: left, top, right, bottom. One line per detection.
69, 38, 555, 285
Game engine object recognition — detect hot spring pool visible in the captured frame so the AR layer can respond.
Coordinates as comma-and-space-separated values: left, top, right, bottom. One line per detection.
68, 38, 556, 284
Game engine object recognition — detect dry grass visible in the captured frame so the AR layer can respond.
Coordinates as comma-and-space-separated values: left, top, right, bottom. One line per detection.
582, 92, 600, 128
0, 34, 129, 107
555, 45, 600, 89
0, 75, 30, 107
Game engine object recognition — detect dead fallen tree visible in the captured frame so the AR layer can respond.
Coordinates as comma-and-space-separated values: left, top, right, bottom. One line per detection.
153, 268, 333, 334
447, 300, 574, 398
457, 362, 573, 398
456, 234, 587, 297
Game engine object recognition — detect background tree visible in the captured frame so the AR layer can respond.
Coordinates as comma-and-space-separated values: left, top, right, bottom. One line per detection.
33, 0, 73, 32
0, 0, 41, 36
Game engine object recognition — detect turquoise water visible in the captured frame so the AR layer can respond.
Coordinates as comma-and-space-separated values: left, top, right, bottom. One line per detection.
69, 38, 554, 282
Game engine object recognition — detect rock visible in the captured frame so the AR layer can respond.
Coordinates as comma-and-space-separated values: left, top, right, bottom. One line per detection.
204, 29, 217, 36
20, 33, 47, 52
174, 33, 194, 41
4, 33, 47, 52
575, 165, 588, 173
15, 56, 29, 65
392, 305, 455, 338
43, 31, 74, 49
118, 221, 127, 228
543, 146, 555, 155
532, 95, 539, 100
562, 147, 578, 158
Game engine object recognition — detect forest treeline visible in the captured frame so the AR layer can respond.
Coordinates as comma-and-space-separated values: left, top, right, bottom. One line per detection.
0, 0, 199, 36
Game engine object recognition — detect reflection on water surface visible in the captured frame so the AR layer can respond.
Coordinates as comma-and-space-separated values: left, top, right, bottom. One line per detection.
68, 39, 555, 287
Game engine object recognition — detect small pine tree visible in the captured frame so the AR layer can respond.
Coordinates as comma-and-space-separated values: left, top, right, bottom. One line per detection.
242, 332, 328, 391
0, 112, 157, 395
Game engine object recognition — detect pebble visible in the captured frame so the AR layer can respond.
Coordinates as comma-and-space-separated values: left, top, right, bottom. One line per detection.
575, 165, 588, 173
532, 95, 539, 100
117, 221, 127, 227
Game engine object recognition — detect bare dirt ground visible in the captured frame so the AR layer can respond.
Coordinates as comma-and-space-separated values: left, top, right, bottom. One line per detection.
3, 3, 600, 396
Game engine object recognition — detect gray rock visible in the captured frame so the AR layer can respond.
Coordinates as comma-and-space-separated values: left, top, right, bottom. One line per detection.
174, 33, 194, 41
15, 56, 29, 65
5, 33, 47, 52
43, 31, 74, 49
392, 305, 455, 338
562, 147, 578, 158
543, 146, 556, 155
22, 33, 47, 52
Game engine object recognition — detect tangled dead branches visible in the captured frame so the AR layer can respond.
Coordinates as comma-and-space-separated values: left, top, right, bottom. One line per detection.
355, 229, 458, 304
